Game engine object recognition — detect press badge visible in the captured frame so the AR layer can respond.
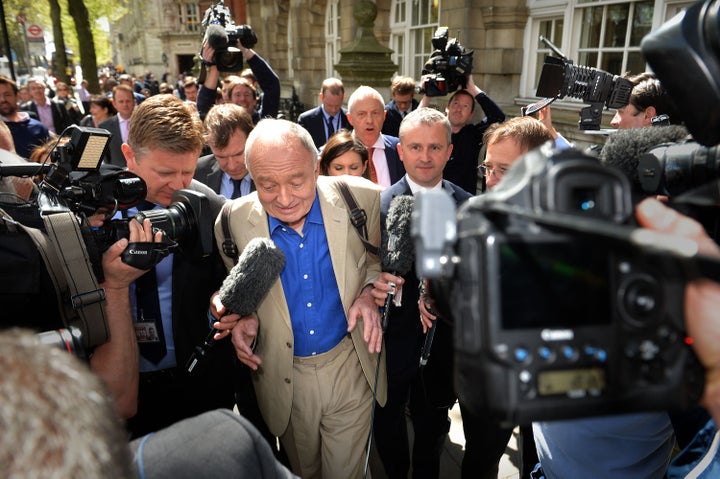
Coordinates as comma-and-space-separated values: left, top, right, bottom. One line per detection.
135, 320, 161, 343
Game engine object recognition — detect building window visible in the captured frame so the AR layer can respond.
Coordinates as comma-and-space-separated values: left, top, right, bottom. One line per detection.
325, 0, 341, 78
523, 0, 665, 99
390, 0, 440, 79
178, 2, 201, 33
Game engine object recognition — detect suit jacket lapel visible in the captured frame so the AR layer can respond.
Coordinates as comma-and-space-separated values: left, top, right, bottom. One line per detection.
318, 183, 351, 311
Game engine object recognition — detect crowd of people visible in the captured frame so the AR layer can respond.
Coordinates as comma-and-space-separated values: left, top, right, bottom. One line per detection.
2, 31, 720, 479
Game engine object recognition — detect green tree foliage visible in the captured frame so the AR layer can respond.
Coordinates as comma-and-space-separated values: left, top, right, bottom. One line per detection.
2, 0, 127, 89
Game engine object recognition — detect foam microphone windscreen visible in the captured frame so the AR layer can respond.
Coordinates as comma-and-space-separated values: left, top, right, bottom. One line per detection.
381, 195, 416, 275
204, 24, 228, 50
600, 125, 689, 193
218, 237, 286, 316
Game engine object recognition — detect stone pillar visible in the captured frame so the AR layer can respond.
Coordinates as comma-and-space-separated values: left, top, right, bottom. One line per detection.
334, 1, 396, 88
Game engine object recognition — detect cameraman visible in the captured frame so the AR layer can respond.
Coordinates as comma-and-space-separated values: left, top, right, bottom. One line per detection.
419, 73, 505, 195
197, 40, 280, 123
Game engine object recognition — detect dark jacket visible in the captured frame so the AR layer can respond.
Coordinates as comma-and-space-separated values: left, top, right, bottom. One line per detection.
382, 98, 419, 137
194, 153, 255, 197
379, 134, 406, 186
21, 98, 72, 135
297, 106, 352, 149
98, 115, 126, 168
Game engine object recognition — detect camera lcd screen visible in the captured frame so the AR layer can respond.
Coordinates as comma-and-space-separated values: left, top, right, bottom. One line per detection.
537, 367, 606, 396
498, 239, 612, 329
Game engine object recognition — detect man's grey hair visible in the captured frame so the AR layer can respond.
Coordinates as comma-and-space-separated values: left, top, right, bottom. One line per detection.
399, 107, 452, 145
0, 329, 133, 478
245, 119, 319, 174
347, 85, 386, 113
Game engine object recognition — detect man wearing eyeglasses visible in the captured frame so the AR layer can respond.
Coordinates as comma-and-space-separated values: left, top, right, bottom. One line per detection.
419, 74, 505, 195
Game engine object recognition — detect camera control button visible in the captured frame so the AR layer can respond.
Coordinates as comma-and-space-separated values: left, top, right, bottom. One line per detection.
537, 346, 554, 362
514, 347, 530, 363
561, 345, 578, 362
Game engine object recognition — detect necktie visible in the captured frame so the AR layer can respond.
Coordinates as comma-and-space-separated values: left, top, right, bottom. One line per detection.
326, 115, 335, 141
367, 147, 378, 184
231, 179, 243, 199
133, 200, 167, 364
120, 118, 130, 143
135, 267, 167, 364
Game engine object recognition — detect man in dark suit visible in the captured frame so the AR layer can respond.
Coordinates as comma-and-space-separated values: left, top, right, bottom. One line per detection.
22, 76, 71, 135
347, 86, 405, 188
372, 108, 512, 479
297, 77, 352, 149
194, 103, 255, 199
99, 84, 137, 168
382, 75, 419, 137
118, 94, 235, 439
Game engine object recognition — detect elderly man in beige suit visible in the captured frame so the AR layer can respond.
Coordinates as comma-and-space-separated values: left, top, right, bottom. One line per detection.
212, 119, 387, 479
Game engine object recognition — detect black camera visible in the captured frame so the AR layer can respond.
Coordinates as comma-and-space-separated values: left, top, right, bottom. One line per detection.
201, 1, 257, 72
535, 36, 633, 130
96, 189, 215, 261
413, 143, 704, 426
421, 27, 474, 97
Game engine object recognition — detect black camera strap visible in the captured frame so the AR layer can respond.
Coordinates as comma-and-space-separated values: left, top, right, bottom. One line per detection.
0, 207, 109, 349
334, 180, 379, 256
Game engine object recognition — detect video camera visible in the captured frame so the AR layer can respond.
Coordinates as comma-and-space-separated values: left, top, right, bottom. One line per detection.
535, 36, 633, 130
421, 27, 474, 97
413, 144, 705, 426
0, 126, 215, 354
201, 0, 257, 72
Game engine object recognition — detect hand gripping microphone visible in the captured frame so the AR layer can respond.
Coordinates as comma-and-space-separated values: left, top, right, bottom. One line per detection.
379, 195, 416, 329
186, 237, 286, 375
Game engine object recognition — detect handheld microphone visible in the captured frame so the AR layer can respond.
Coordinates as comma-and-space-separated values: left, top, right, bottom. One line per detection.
379, 195, 415, 330
204, 24, 228, 51
186, 237, 286, 375
419, 279, 438, 367
599, 125, 689, 194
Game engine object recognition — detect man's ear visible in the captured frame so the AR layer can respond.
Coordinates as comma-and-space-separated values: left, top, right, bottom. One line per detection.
122, 143, 135, 170
644, 106, 658, 124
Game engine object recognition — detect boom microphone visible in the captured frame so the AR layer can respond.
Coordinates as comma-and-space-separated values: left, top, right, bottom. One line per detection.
599, 125, 689, 194
380, 195, 415, 329
204, 24, 228, 51
186, 237, 286, 375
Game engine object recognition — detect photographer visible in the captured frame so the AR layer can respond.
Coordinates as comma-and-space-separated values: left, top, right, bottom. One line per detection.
420, 74, 505, 195
197, 39, 280, 123
117, 94, 236, 438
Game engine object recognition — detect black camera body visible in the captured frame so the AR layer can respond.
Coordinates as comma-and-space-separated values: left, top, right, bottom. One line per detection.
201, 1, 257, 72
534, 37, 633, 130
421, 27, 474, 97
413, 144, 704, 426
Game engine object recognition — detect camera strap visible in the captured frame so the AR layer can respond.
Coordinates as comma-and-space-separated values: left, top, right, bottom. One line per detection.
334, 180, 379, 256
0, 208, 109, 348
41, 212, 109, 349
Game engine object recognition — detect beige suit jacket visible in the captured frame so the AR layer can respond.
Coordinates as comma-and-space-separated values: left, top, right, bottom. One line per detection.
215, 174, 387, 436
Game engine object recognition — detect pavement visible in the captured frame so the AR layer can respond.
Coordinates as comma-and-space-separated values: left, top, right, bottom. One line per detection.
369, 402, 522, 479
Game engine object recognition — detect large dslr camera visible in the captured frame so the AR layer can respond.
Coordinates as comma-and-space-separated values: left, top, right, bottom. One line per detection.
421, 27, 474, 97
535, 36, 633, 130
201, 0, 257, 72
413, 144, 704, 426
0, 126, 215, 353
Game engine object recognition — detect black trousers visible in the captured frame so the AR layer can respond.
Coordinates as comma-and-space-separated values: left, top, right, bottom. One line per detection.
373, 366, 513, 479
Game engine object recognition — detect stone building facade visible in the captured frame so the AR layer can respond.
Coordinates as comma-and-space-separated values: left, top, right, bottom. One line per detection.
110, 0, 692, 146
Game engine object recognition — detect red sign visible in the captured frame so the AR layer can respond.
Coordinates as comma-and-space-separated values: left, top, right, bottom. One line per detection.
27, 24, 43, 39
16, 14, 27, 25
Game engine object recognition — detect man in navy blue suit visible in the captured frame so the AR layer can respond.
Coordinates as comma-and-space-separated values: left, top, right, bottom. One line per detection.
297, 77, 352, 149
372, 108, 511, 479
346, 86, 405, 188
